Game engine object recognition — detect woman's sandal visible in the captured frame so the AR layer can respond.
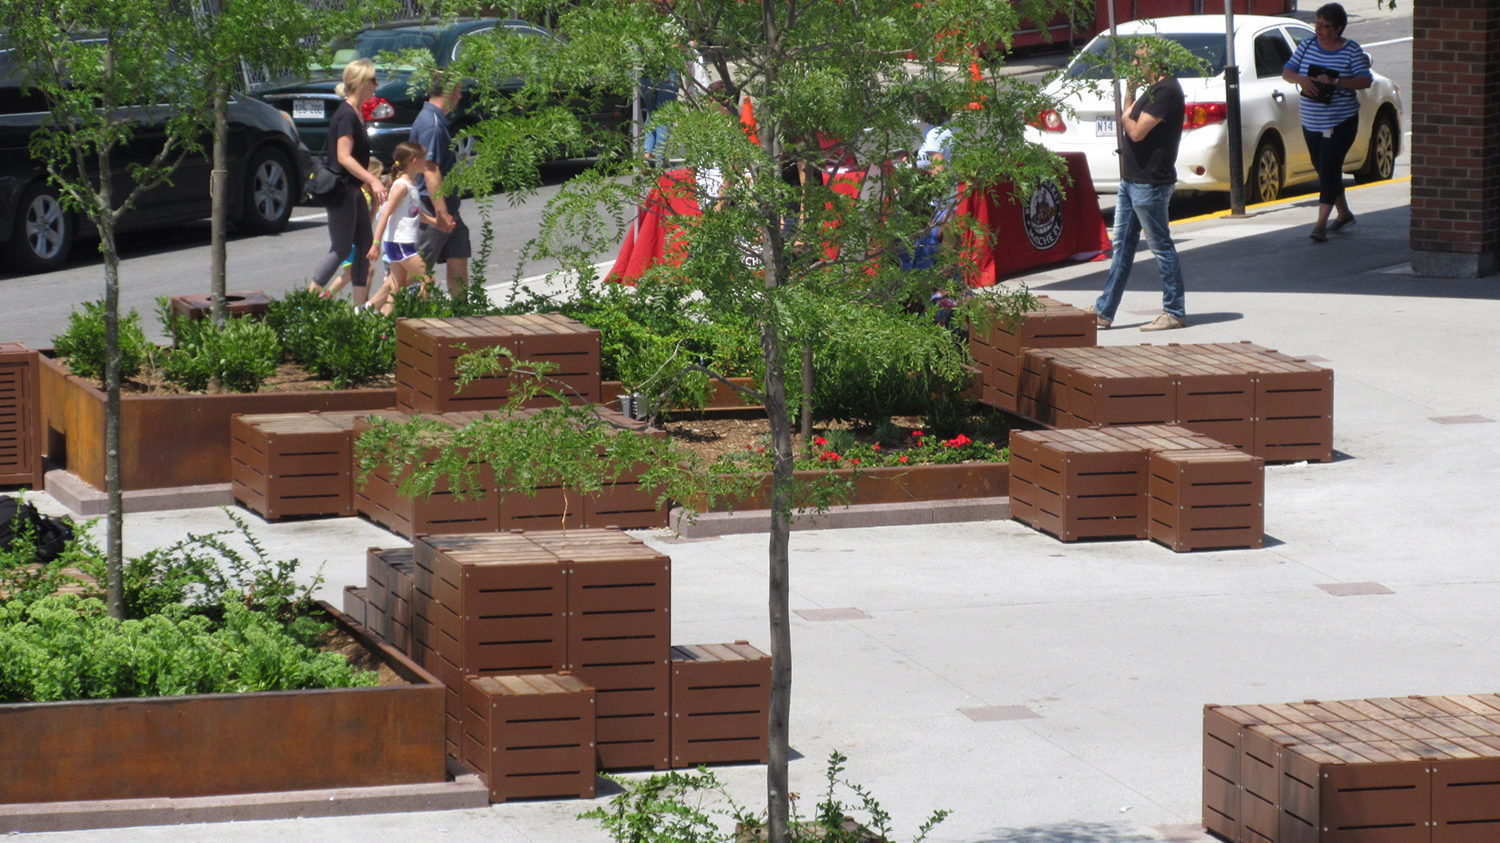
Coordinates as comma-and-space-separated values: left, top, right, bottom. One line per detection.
1309, 226, 1328, 242
1328, 215, 1357, 232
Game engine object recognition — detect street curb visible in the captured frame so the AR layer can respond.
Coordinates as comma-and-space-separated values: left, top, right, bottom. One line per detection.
666, 496, 1010, 538
0, 774, 490, 834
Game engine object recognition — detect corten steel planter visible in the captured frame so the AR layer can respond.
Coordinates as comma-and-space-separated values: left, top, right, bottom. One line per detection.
602, 376, 761, 413
706, 460, 1010, 512
1204, 694, 1500, 842
36, 353, 394, 492
167, 291, 273, 322
0, 601, 445, 805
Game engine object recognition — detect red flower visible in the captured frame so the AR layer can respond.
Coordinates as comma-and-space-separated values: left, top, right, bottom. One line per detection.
872, 443, 881, 451
898, 455, 909, 464
819, 450, 842, 463
851, 458, 860, 465
945, 433, 972, 448
813, 436, 827, 446
912, 430, 924, 438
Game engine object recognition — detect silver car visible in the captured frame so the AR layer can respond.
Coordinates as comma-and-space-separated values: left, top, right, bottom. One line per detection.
1026, 15, 1403, 201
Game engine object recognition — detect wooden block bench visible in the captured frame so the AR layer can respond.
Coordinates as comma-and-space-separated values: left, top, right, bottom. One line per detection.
1008, 425, 1231, 543
1017, 342, 1333, 463
365, 547, 416, 655
970, 295, 1096, 413
404, 528, 671, 771
1148, 449, 1265, 552
396, 315, 601, 413
460, 673, 597, 802
671, 642, 771, 767
530, 528, 673, 771
1204, 694, 1500, 842
0, 342, 42, 488
230, 412, 355, 520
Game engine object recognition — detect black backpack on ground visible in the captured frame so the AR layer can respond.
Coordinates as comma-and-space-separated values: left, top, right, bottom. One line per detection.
0, 495, 74, 563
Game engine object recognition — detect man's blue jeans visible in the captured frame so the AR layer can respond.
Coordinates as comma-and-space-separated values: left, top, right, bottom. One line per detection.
1095, 180, 1186, 322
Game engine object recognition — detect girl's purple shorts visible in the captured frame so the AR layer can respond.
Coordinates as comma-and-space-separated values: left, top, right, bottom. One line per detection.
383, 241, 420, 263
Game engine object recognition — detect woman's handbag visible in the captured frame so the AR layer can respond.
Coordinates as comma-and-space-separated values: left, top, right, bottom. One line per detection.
295, 142, 346, 207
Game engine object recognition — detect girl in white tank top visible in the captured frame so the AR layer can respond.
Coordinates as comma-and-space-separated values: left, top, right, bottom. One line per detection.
367, 141, 438, 315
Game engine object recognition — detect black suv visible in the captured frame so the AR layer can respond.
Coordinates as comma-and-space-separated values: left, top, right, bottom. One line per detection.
252, 18, 627, 167
1, 49, 304, 274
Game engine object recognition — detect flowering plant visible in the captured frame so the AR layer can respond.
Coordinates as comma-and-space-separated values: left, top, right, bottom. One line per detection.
713, 427, 1005, 472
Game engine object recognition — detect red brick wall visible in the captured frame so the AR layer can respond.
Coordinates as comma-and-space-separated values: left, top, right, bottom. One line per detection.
1409, 0, 1500, 269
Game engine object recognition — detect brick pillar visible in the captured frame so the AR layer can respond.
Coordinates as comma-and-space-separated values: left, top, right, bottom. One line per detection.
1409, 0, 1500, 277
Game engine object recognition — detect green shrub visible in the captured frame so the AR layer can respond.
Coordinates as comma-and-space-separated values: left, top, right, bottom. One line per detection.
158, 315, 281, 393
391, 277, 499, 318
0, 595, 376, 702
1, 505, 102, 610
306, 305, 395, 388
264, 291, 395, 388
795, 302, 970, 426
264, 288, 342, 366
52, 301, 150, 381
579, 750, 948, 842
123, 509, 320, 621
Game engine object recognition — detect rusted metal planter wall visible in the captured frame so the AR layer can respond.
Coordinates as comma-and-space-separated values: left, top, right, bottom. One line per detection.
710, 461, 1009, 511
0, 603, 444, 805
37, 353, 394, 491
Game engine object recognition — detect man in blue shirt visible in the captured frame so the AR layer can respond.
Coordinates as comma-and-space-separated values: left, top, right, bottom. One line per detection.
411, 72, 467, 293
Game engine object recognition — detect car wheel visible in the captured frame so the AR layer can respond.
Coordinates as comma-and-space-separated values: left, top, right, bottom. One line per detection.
5, 182, 73, 274
1249, 139, 1283, 204
1355, 113, 1397, 184
455, 134, 478, 164
240, 147, 295, 234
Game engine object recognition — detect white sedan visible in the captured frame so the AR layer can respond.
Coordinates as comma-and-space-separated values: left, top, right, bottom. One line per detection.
1025, 15, 1403, 201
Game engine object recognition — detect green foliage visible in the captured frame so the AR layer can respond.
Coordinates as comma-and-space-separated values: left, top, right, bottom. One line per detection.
122, 509, 322, 621
0, 509, 102, 610
265, 288, 342, 366
158, 308, 281, 393
793, 301, 971, 426
579, 750, 949, 842
264, 290, 394, 388
0, 595, 376, 703
501, 275, 761, 411
391, 278, 503, 319
52, 301, 150, 382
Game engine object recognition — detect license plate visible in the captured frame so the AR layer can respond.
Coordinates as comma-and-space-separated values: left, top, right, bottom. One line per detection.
292, 99, 324, 120
1095, 116, 1116, 137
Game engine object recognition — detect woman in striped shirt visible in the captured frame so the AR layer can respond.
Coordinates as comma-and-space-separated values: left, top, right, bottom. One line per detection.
1282, 3, 1372, 242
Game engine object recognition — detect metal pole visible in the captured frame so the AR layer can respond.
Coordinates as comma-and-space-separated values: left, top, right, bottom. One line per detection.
1224, 1, 1247, 215
1110, 0, 1122, 185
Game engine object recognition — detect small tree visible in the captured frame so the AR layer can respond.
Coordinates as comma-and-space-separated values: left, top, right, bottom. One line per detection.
4, 0, 217, 618
366, 0, 1078, 838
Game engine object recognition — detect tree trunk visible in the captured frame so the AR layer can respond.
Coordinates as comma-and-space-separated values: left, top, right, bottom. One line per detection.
209, 82, 229, 329
97, 170, 125, 620
761, 319, 793, 843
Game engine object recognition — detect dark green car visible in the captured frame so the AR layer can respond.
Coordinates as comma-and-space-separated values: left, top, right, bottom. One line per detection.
253, 18, 627, 171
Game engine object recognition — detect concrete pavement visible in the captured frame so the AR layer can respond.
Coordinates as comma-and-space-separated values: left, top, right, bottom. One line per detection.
19, 175, 1500, 842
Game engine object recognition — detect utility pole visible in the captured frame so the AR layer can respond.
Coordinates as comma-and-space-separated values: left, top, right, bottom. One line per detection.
1224, 1, 1247, 216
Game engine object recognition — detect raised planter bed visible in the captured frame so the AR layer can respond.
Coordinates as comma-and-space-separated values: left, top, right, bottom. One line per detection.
602, 376, 761, 414
0, 602, 445, 805
707, 460, 1009, 511
36, 352, 394, 491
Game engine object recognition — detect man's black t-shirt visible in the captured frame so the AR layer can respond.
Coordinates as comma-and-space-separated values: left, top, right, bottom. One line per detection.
1120, 76, 1184, 185
326, 101, 370, 181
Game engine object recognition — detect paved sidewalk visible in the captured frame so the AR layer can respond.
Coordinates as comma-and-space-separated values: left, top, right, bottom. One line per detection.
21, 176, 1500, 842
